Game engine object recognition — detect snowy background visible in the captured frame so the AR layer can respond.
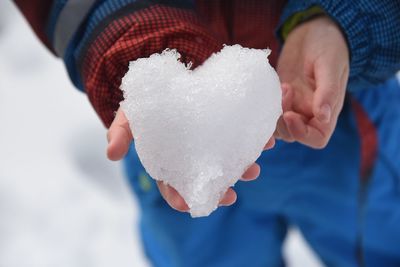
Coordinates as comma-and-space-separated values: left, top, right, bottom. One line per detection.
0, 1, 322, 266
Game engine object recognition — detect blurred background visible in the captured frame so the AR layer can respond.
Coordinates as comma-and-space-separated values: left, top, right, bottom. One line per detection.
0, 1, 323, 266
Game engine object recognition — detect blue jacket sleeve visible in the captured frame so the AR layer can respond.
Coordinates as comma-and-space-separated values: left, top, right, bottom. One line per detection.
279, 1, 400, 91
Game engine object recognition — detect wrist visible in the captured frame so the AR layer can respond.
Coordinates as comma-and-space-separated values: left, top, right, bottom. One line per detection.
280, 5, 325, 41
288, 15, 343, 40
284, 14, 350, 63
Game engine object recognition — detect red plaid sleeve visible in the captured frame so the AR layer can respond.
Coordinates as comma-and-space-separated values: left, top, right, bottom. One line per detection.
80, 5, 223, 127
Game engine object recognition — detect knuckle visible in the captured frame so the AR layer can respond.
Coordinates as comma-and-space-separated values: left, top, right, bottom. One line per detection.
328, 85, 341, 100
313, 142, 327, 149
173, 198, 187, 211
319, 84, 339, 102
312, 137, 329, 149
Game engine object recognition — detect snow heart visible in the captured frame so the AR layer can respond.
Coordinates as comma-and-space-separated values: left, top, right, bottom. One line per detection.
120, 45, 282, 217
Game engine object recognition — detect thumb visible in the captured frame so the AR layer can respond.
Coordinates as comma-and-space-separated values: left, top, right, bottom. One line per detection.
107, 108, 133, 161
313, 63, 347, 124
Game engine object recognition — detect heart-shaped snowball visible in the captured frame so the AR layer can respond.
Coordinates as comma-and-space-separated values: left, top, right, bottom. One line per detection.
120, 45, 282, 217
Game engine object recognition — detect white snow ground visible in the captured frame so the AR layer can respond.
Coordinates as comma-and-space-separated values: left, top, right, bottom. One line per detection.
0, 2, 322, 267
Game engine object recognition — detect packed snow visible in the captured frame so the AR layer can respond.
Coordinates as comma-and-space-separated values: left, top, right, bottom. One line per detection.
0, 1, 322, 266
121, 46, 282, 217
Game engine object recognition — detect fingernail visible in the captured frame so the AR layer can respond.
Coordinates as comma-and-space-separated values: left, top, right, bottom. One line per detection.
319, 104, 331, 123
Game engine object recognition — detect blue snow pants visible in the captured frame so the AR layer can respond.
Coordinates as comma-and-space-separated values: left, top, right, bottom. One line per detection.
124, 77, 400, 267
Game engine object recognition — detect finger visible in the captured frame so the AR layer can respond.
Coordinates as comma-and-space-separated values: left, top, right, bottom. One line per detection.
285, 79, 314, 117
284, 111, 333, 149
263, 137, 276, 150
219, 188, 237, 206
275, 116, 295, 142
157, 181, 189, 212
107, 109, 133, 161
241, 163, 260, 181
313, 61, 348, 124
273, 128, 281, 139
281, 83, 294, 112
274, 83, 295, 142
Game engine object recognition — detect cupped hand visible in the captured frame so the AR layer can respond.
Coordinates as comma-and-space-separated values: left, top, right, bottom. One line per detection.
107, 108, 275, 212
276, 16, 350, 148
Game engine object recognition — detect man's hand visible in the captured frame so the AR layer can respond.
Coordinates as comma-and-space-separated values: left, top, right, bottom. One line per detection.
107, 108, 275, 212
276, 16, 350, 148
